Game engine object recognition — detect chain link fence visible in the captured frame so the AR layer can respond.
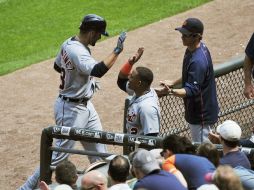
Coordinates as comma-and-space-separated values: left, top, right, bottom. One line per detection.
159, 56, 254, 138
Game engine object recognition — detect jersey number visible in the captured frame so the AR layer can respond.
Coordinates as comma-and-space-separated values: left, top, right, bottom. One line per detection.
59, 68, 65, 90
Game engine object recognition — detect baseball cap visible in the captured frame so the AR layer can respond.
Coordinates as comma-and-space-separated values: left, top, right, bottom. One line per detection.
175, 18, 204, 35
132, 148, 160, 175
216, 120, 242, 141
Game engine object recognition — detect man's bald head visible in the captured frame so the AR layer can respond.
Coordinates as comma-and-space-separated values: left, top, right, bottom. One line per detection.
81, 170, 107, 190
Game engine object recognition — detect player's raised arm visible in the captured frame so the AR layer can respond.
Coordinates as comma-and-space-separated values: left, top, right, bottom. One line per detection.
103, 32, 127, 69
90, 32, 127, 78
117, 47, 144, 92
119, 47, 144, 79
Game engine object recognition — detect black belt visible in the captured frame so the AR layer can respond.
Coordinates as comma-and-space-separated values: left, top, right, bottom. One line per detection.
59, 94, 89, 104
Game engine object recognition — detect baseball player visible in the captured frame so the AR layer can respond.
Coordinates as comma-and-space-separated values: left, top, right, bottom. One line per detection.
117, 47, 160, 136
19, 14, 126, 190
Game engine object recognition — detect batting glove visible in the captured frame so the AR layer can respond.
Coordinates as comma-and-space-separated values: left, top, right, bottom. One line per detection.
114, 32, 127, 55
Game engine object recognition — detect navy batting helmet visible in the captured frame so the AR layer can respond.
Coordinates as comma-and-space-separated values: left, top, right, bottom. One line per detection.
79, 14, 109, 36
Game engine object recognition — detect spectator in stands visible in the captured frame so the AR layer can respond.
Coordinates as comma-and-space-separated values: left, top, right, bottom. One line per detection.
38, 160, 78, 190
209, 120, 251, 169
239, 127, 254, 148
161, 134, 216, 190
55, 160, 78, 189
198, 138, 254, 190
130, 148, 187, 190
205, 165, 244, 190
81, 170, 108, 190
233, 166, 254, 190
107, 155, 131, 190
243, 32, 254, 99
39, 182, 73, 190
197, 142, 220, 167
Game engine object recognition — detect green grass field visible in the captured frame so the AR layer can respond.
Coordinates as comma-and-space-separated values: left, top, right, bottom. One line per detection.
0, 0, 211, 76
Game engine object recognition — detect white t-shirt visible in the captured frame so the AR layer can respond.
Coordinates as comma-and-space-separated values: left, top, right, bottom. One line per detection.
108, 183, 132, 190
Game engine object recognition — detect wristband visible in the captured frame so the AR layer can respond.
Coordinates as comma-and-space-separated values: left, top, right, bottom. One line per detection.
120, 61, 132, 75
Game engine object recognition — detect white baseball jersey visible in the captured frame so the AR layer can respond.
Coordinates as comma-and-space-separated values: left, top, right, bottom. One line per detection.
126, 87, 160, 135
55, 37, 97, 99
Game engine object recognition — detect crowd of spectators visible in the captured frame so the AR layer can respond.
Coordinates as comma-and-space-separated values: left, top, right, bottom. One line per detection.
37, 119, 254, 190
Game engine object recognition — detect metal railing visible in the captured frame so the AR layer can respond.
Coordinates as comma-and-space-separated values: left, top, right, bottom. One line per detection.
40, 126, 161, 184
40, 126, 254, 184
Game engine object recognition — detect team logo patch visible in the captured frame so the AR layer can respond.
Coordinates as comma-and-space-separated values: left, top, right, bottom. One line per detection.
127, 111, 137, 122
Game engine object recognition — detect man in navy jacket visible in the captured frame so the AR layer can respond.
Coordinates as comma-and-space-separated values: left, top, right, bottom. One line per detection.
161, 18, 219, 142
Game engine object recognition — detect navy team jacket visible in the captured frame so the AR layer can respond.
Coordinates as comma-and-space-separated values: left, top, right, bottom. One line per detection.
182, 42, 219, 125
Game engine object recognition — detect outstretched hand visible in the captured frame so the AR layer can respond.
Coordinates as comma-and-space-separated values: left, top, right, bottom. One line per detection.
114, 32, 127, 55
128, 47, 144, 65
160, 80, 175, 88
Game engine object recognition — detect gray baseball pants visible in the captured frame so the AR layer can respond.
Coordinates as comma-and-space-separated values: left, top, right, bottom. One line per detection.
19, 98, 107, 190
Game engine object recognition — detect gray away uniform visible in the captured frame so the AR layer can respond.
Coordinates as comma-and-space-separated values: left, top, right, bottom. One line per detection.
126, 87, 160, 135
19, 37, 106, 190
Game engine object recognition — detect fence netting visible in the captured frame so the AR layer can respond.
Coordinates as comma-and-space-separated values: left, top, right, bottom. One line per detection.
159, 67, 254, 138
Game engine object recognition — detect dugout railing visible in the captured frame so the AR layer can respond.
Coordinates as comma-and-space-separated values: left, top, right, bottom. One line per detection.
123, 56, 254, 144
40, 126, 161, 184
40, 126, 254, 184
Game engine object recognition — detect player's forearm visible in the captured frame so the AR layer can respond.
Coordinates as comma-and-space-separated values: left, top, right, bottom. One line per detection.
118, 61, 133, 79
172, 88, 186, 98
103, 52, 119, 69
173, 78, 182, 86
243, 55, 254, 85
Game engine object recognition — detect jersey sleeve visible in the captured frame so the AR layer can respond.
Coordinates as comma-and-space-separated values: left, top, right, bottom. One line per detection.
140, 105, 160, 135
71, 48, 98, 75
54, 50, 61, 67
162, 155, 177, 174
245, 33, 254, 60
184, 59, 207, 97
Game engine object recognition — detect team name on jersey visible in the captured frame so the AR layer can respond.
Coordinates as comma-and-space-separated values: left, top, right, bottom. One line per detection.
61, 49, 74, 70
